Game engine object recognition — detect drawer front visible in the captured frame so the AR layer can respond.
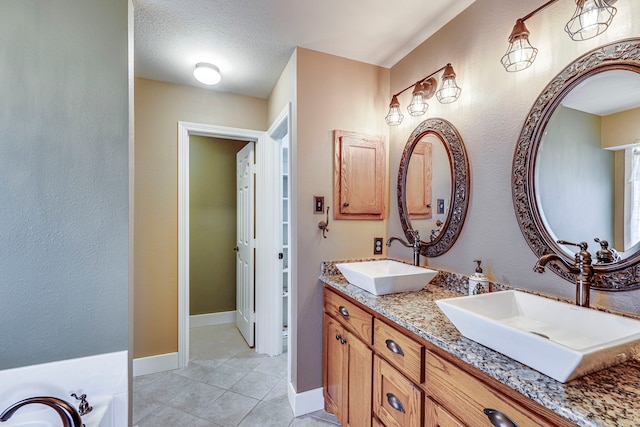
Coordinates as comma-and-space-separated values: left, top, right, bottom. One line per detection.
373, 318, 424, 384
425, 351, 574, 427
425, 397, 465, 427
324, 288, 373, 344
373, 355, 422, 427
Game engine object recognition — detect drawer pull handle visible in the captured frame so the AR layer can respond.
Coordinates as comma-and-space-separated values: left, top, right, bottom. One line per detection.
484, 408, 519, 427
385, 339, 405, 356
386, 393, 405, 413
338, 306, 350, 317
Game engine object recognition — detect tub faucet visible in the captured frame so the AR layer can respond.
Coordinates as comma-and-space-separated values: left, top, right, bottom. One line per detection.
0, 396, 83, 427
533, 240, 593, 308
386, 230, 421, 266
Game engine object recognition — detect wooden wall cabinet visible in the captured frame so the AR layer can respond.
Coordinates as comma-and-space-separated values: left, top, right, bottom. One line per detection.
334, 130, 386, 220
323, 287, 576, 427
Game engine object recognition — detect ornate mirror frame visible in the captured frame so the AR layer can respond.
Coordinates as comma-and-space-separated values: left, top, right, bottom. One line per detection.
398, 118, 470, 257
512, 38, 640, 291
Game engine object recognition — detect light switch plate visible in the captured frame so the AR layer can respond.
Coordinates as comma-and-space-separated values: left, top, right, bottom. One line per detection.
374, 237, 384, 255
314, 196, 324, 213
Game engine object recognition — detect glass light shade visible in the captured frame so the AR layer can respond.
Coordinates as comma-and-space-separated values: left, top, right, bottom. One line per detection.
436, 64, 461, 104
193, 63, 221, 85
565, 0, 616, 41
385, 95, 404, 126
407, 83, 428, 116
501, 20, 538, 72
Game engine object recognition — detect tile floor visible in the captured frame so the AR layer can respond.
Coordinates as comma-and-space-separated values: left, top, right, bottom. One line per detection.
133, 323, 340, 426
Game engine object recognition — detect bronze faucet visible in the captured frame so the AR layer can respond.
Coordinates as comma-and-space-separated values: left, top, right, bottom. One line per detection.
533, 240, 593, 308
0, 396, 83, 427
386, 230, 421, 266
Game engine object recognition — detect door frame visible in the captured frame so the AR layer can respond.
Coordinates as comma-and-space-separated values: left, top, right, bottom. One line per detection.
177, 121, 262, 368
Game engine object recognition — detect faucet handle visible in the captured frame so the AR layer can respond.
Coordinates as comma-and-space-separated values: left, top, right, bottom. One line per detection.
557, 240, 588, 251
557, 240, 592, 265
71, 393, 92, 416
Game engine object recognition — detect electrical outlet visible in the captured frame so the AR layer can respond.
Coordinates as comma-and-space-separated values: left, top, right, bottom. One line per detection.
314, 196, 324, 213
374, 237, 384, 255
437, 198, 446, 214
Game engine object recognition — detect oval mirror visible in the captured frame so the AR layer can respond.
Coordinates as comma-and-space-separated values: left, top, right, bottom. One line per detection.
398, 118, 470, 257
513, 38, 640, 290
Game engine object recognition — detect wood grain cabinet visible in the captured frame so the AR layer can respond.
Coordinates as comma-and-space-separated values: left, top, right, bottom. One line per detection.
322, 286, 577, 427
323, 290, 373, 427
333, 130, 386, 220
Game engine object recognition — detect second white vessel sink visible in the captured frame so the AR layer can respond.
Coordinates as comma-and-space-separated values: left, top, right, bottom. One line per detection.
336, 260, 437, 295
436, 290, 640, 382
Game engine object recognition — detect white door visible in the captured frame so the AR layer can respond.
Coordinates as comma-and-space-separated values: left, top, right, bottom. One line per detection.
236, 142, 255, 346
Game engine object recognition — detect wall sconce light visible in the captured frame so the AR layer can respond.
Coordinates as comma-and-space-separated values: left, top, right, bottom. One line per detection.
385, 64, 461, 126
501, 0, 617, 72
193, 62, 221, 85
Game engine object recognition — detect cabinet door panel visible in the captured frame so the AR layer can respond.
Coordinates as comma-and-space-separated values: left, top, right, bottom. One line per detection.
346, 330, 373, 427
324, 314, 346, 424
373, 356, 422, 427
334, 130, 386, 219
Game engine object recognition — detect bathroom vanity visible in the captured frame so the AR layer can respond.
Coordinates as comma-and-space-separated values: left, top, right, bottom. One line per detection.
321, 261, 640, 427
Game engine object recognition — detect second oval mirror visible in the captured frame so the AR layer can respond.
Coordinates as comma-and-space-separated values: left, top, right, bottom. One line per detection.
398, 118, 470, 257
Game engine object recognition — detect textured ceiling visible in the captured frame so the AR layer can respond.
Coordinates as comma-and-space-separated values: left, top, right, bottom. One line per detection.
133, 0, 476, 99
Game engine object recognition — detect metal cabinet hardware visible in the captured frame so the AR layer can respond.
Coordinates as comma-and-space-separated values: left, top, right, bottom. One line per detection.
385, 339, 405, 356
386, 393, 406, 413
484, 408, 518, 427
338, 306, 350, 317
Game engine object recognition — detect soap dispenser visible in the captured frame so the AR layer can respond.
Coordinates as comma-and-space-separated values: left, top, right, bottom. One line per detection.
469, 260, 489, 295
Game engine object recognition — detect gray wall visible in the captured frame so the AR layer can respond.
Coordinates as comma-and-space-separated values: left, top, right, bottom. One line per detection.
0, 0, 129, 369
537, 106, 614, 250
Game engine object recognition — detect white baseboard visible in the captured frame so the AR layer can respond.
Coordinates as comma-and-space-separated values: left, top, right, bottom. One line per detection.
288, 383, 324, 417
190, 311, 236, 328
133, 352, 179, 377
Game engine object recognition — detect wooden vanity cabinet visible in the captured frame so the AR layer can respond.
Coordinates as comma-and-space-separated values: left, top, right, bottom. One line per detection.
424, 351, 575, 427
323, 290, 373, 427
323, 286, 577, 427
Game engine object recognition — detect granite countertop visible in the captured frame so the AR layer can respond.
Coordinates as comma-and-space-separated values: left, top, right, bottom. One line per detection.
320, 261, 640, 427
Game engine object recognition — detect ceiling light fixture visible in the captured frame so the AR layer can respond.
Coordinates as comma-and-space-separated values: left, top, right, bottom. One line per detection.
501, 0, 617, 72
385, 64, 462, 126
193, 63, 221, 85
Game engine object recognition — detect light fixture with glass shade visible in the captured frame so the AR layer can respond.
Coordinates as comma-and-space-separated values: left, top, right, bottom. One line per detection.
193, 63, 221, 85
565, 0, 617, 41
501, 0, 618, 72
385, 64, 461, 126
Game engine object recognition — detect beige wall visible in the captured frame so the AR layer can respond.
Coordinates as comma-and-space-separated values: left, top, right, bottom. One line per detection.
134, 0, 640, 394
602, 107, 640, 149
295, 48, 390, 391
134, 78, 267, 358
387, 0, 640, 314
189, 136, 248, 315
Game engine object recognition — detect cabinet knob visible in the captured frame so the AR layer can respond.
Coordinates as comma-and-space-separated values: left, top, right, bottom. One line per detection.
386, 393, 406, 413
340, 338, 347, 345
338, 306, 350, 317
385, 339, 405, 356
484, 408, 519, 427
343, 202, 349, 207
335, 334, 342, 341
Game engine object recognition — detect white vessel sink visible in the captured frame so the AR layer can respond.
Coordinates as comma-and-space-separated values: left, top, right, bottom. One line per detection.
336, 260, 437, 295
436, 290, 640, 382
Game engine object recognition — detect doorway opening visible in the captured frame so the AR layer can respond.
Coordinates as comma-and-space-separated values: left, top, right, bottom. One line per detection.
178, 108, 293, 373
